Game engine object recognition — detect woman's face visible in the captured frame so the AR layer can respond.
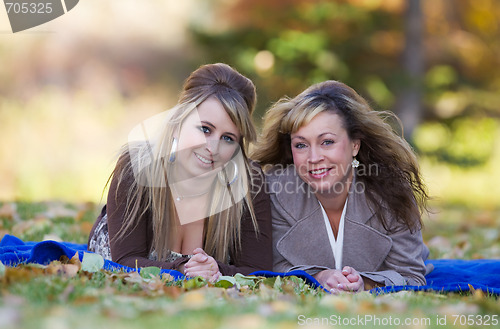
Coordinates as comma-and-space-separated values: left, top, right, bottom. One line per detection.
175, 97, 241, 181
290, 111, 360, 195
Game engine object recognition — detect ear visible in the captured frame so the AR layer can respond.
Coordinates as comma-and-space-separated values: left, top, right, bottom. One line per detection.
352, 139, 361, 157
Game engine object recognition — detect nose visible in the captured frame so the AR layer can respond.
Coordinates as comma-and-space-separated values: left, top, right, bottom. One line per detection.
205, 138, 220, 156
308, 145, 324, 163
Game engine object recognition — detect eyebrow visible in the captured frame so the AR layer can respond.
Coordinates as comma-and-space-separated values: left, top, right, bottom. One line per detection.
291, 132, 337, 140
201, 120, 239, 139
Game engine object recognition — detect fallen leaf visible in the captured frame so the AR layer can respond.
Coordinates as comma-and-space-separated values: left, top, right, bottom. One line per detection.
162, 286, 183, 299
69, 252, 82, 268
81, 252, 104, 272
140, 266, 161, 279
215, 275, 236, 288
182, 276, 207, 290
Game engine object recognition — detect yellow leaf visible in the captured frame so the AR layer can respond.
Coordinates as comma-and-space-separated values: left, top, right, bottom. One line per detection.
69, 252, 82, 269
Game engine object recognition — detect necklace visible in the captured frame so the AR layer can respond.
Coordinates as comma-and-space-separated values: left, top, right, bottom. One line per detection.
171, 184, 210, 201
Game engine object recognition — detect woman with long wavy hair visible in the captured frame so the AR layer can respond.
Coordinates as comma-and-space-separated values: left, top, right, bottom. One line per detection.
88, 63, 272, 281
252, 80, 432, 292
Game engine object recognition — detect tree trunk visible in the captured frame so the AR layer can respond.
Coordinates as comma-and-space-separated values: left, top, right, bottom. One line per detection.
395, 0, 424, 142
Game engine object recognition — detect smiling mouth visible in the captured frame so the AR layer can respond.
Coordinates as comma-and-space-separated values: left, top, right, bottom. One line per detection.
195, 153, 214, 165
308, 167, 332, 179
310, 168, 329, 175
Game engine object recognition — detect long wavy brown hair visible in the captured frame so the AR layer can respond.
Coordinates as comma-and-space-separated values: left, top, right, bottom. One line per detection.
251, 80, 428, 232
109, 63, 259, 263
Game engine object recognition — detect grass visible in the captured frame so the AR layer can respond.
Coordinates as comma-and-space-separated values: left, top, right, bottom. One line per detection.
1, 201, 500, 329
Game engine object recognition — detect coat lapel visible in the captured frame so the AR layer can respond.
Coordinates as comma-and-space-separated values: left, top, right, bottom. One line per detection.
273, 166, 392, 272
276, 207, 335, 268
272, 166, 335, 268
342, 188, 392, 271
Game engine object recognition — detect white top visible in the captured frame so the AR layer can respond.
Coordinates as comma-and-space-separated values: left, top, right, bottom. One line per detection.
319, 198, 348, 270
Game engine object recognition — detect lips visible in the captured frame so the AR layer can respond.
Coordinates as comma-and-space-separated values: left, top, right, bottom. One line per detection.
309, 167, 331, 179
195, 153, 214, 165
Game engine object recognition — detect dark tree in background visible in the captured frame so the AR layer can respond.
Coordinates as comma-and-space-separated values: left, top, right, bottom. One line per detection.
395, 0, 423, 141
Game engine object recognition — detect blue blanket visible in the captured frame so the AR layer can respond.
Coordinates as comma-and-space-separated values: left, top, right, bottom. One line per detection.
1, 234, 499, 295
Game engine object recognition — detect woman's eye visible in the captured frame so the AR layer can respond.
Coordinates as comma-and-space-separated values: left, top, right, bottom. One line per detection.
322, 139, 334, 146
222, 135, 235, 144
294, 143, 307, 149
199, 126, 210, 134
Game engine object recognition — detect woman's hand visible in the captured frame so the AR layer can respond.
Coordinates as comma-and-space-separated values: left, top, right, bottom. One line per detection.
314, 266, 364, 293
183, 248, 221, 283
338, 266, 364, 292
313, 269, 351, 294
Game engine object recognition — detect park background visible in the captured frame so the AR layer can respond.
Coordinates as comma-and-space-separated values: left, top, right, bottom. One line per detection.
1, 0, 499, 250
1, 1, 500, 328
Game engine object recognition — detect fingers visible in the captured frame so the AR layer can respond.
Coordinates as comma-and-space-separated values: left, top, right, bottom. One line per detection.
184, 254, 219, 280
321, 270, 350, 294
342, 266, 360, 283
210, 271, 221, 283
335, 266, 364, 292
185, 261, 217, 273
314, 269, 365, 294
343, 280, 364, 292
341, 266, 353, 277
184, 269, 213, 277
187, 253, 208, 264
184, 267, 221, 283
192, 247, 208, 256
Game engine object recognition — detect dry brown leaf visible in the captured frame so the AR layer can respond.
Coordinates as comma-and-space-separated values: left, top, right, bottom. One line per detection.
162, 286, 183, 299
44, 262, 79, 278
69, 252, 82, 268
3, 266, 43, 284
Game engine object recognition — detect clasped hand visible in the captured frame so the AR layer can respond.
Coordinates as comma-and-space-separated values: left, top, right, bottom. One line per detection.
183, 248, 221, 283
314, 266, 364, 293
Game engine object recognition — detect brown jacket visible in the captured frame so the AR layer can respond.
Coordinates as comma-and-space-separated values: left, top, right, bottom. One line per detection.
88, 161, 273, 276
266, 165, 431, 286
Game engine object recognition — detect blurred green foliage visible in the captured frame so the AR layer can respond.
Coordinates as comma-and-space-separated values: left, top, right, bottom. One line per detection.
0, 0, 499, 208
189, 0, 500, 208
414, 117, 498, 166
191, 0, 500, 122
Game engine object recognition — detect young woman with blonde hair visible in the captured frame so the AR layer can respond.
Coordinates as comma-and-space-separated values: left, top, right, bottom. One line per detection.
88, 63, 272, 281
252, 80, 432, 292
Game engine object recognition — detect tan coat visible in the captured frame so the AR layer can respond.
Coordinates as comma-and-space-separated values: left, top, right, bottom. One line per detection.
266, 165, 431, 286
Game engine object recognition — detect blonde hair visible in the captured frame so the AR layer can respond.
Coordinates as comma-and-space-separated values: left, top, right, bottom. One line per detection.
111, 63, 258, 263
252, 80, 428, 232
